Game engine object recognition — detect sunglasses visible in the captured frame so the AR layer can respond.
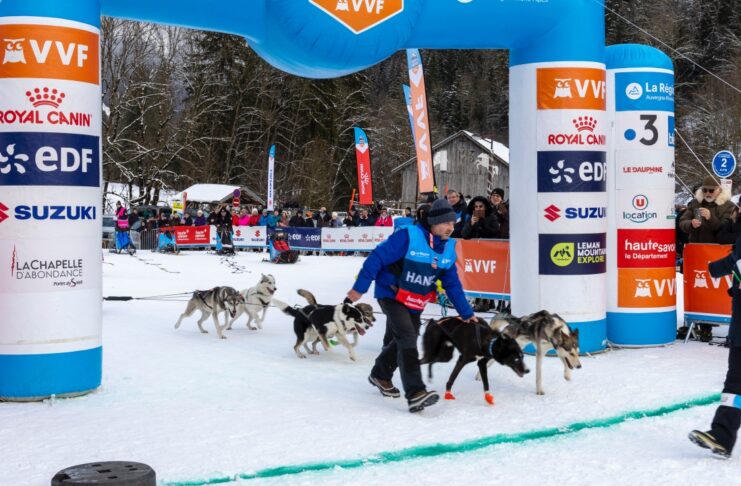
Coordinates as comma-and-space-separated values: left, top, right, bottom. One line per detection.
702, 187, 717, 193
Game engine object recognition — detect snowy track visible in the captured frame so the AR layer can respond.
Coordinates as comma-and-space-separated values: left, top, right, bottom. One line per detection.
1, 252, 735, 485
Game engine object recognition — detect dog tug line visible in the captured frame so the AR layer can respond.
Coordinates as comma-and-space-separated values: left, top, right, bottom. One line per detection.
162, 393, 720, 486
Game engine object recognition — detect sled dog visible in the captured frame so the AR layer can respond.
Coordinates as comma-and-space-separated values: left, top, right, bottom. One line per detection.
174, 286, 244, 339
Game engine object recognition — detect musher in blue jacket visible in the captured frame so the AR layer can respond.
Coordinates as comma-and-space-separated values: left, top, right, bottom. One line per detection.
346, 198, 476, 413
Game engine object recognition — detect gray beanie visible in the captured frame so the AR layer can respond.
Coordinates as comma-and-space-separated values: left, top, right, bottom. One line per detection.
427, 198, 457, 226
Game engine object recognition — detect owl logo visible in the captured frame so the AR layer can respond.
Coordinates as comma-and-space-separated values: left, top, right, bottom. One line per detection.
634, 279, 652, 298
3, 38, 26, 64
693, 271, 709, 289
335, 0, 349, 11
464, 259, 473, 272
553, 78, 572, 98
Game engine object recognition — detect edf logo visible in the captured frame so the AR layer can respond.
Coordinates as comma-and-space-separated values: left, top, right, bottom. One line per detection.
0, 132, 99, 187
537, 151, 607, 192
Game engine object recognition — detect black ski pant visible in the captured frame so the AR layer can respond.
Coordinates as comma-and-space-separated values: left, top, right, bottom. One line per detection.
711, 345, 741, 452
371, 299, 424, 400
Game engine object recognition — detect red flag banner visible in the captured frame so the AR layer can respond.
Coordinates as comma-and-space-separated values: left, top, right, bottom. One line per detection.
354, 127, 373, 205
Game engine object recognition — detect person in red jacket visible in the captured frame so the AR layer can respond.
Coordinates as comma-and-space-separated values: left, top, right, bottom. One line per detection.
248, 208, 260, 226
374, 208, 393, 227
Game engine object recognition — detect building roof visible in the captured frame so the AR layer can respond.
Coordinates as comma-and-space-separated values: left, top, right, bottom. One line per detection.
392, 130, 509, 174
173, 184, 265, 205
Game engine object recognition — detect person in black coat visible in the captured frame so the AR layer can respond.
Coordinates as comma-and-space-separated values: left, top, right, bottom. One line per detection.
461, 196, 500, 239
689, 236, 741, 458
716, 208, 741, 245
446, 190, 468, 238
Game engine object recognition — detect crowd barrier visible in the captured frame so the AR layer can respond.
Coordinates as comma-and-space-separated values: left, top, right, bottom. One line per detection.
683, 243, 733, 324
133, 231, 736, 320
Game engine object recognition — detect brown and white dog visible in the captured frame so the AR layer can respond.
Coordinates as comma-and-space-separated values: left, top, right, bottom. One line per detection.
478, 310, 582, 395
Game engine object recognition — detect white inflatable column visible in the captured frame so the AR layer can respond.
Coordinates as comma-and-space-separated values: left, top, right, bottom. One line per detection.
509, 61, 608, 354
0, 0, 102, 399
606, 45, 676, 346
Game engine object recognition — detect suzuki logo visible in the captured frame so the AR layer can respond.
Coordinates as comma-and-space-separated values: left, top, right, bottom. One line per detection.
0, 202, 8, 223
544, 204, 561, 221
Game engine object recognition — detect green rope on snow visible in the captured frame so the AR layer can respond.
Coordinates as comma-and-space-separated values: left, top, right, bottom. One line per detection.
163, 393, 721, 486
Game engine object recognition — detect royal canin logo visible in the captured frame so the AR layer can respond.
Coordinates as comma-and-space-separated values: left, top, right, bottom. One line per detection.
0, 202, 8, 224
572, 116, 597, 132
27, 87, 66, 108
544, 204, 561, 222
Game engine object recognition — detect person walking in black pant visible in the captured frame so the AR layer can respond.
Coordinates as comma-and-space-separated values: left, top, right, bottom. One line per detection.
689, 235, 741, 458
346, 198, 476, 413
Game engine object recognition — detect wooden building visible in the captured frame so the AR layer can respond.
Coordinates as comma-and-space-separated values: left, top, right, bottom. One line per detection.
392, 130, 509, 205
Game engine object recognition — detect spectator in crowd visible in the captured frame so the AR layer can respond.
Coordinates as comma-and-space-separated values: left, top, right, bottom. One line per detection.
716, 208, 741, 245
182, 211, 194, 226
169, 212, 182, 226
114, 201, 129, 233
207, 205, 220, 226
358, 208, 374, 227
238, 208, 250, 226
248, 208, 260, 226
304, 210, 317, 228
461, 196, 500, 239
415, 203, 430, 224
267, 209, 280, 230
679, 176, 735, 243
315, 207, 331, 227
128, 207, 141, 231
329, 211, 343, 228
259, 209, 269, 226
489, 188, 509, 239
231, 207, 240, 227
446, 190, 468, 238
278, 210, 290, 228
404, 207, 413, 218
215, 206, 233, 231
289, 210, 305, 227
344, 208, 359, 227
675, 203, 689, 266
194, 209, 207, 227
375, 208, 393, 227
156, 211, 171, 228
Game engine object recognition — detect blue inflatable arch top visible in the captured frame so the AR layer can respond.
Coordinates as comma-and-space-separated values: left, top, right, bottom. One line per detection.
10, 0, 605, 77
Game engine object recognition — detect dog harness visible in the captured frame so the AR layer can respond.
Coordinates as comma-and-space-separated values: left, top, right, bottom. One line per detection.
721, 393, 741, 410
395, 226, 456, 311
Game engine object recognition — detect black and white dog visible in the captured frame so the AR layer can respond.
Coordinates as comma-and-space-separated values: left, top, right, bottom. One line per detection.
272, 295, 370, 361
483, 310, 582, 395
226, 274, 277, 331
174, 286, 245, 339
296, 289, 375, 346
421, 316, 529, 405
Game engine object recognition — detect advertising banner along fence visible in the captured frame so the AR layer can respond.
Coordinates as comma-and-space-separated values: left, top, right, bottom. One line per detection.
683, 243, 733, 323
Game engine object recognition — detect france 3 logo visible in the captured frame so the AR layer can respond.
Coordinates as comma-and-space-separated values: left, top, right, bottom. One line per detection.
0, 132, 99, 187
537, 151, 606, 193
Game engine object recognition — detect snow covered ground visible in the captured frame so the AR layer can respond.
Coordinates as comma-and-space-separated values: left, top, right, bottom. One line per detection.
2, 251, 737, 485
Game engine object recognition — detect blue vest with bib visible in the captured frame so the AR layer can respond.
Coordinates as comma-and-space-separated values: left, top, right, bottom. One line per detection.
395, 226, 457, 310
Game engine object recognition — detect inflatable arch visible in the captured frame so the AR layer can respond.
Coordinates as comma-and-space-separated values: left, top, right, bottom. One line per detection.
0, 0, 674, 399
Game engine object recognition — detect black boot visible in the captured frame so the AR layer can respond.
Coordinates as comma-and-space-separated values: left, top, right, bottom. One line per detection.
688, 430, 731, 458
